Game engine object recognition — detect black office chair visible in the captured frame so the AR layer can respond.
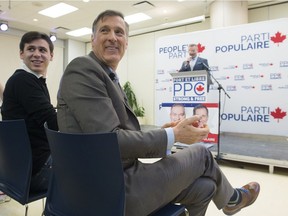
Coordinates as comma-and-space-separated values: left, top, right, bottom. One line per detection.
44, 126, 125, 216
0, 119, 46, 216
151, 203, 187, 216
44, 125, 187, 216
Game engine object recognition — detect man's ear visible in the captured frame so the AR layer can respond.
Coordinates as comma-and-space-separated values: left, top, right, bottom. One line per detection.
20, 50, 24, 60
50, 52, 54, 61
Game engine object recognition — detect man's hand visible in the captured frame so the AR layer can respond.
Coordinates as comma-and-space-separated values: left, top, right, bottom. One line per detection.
161, 121, 179, 129
172, 115, 209, 144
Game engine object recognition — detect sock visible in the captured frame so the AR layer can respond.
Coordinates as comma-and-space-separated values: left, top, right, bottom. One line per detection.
227, 189, 242, 206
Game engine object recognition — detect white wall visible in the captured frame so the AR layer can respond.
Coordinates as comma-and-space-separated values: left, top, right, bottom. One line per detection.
0, 34, 21, 87
64, 39, 87, 68
46, 46, 64, 106
248, 2, 288, 22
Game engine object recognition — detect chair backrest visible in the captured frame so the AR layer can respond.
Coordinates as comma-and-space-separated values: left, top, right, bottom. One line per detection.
44, 125, 125, 216
0, 119, 46, 205
151, 203, 187, 216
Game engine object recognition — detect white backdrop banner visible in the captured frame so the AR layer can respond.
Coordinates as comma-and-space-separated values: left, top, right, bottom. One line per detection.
155, 18, 288, 136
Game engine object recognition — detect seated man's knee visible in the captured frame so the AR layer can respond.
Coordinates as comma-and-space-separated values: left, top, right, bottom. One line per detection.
195, 177, 217, 203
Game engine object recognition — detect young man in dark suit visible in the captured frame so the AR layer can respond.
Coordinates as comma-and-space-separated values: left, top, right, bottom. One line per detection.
1, 31, 58, 192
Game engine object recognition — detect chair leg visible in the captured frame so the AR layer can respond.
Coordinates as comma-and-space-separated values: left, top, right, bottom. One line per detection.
185, 208, 189, 216
179, 208, 189, 216
41, 198, 45, 216
42, 198, 45, 210
25, 204, 28, 216
23, 199, 45, 216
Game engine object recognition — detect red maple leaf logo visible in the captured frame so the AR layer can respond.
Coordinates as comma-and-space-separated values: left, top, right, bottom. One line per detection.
271, 31, 286, 46
197, 43, 205, 53
196, 85, 204, 92
270, 107, 287, 122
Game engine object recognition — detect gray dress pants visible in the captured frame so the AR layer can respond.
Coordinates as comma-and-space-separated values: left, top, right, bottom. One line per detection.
124, 144, 234, 216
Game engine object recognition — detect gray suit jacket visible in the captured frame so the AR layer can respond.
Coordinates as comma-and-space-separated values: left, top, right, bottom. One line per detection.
57, 51, 167, 169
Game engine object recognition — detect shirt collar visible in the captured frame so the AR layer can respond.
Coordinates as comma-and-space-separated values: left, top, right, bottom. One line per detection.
108, 68, 119, 83
22, 63, 46, 79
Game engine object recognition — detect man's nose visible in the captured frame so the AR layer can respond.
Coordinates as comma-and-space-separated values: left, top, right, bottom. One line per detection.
108, 32, 117, 42
33, 50, 41, 56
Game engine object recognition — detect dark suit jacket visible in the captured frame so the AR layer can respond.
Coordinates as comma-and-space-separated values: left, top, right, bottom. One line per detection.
179, 56, 208, 72
1, 69, 58, 175
179, 56, 213, 89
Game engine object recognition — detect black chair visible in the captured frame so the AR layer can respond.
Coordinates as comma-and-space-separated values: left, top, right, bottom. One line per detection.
44, 125, 187, 216
151, 203, 187, 216
0, 119, 46, 216
43, 126, 125, 216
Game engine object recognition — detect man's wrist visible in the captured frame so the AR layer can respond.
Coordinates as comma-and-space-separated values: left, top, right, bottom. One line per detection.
164, 127, 175, 154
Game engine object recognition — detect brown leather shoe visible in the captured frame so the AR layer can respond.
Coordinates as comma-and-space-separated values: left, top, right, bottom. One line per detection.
222, 182, 260, 215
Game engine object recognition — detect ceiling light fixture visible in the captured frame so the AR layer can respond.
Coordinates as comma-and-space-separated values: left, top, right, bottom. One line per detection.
129, 15, 205, 36
171, 15, 205, 26
66, 27, 92, 37
38, 3, 78, 18
124, 13, 151, 25
0, 21, 9, 31
50, 32, 57, 42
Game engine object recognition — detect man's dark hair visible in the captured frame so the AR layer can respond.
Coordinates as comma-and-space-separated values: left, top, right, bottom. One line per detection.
188, 43, 198, 50
19, 31, 54, 53
193, 104, 209, 116
92, 10, 129, 35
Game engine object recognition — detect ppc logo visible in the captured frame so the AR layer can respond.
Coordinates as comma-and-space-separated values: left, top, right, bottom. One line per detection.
194, 82, 205, 95
173, 81, 205, 97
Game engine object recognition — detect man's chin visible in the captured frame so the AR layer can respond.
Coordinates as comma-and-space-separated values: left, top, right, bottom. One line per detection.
105, 56, 121, 64
31, 67, 44, 74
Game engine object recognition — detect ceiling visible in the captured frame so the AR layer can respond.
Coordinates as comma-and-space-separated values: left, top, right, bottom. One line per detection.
0, 0, 285, 43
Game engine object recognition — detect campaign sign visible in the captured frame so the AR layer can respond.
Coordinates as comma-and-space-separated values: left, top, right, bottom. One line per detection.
170, 71, 208, 102
155, 18, 288, 136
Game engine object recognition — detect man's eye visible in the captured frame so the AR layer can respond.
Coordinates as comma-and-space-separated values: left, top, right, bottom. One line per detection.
100, 28, 109, 33
115, 30, 124, 36
39, 48, 47, 53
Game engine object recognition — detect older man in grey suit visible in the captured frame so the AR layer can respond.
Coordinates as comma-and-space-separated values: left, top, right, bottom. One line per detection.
57, 10, 260, 216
